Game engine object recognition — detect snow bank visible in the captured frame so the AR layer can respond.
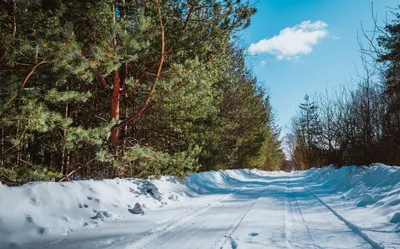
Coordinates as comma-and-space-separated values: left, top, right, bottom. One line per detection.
304, 164, 400, 209
302, 164, 400, 239
0, 169, 257, 247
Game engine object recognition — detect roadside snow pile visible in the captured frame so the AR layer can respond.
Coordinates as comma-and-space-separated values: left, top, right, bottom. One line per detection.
303, 164, 400, 241
0, 169, 256, 247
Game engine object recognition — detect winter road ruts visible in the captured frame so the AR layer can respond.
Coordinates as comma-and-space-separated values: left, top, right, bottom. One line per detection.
24, 172, 387, 249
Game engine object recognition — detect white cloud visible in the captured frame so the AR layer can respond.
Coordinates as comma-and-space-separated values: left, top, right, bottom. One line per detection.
248, 20, 328, 60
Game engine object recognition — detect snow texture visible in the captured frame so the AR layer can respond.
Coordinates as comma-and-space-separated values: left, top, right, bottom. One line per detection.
128, 203, 145, 215
0, 164, 399, 249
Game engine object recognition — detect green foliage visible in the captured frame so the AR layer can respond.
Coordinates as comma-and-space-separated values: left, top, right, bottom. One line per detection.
377, 9, 400, 97
197, 46, 283, 171
45, 89, 92, 104
3, 98, 67, 133
65, 124, 113, 150
0, 0, 282, 184
0, 166, 61, 183
288, 95, 323, 170
98, 144, 200, 179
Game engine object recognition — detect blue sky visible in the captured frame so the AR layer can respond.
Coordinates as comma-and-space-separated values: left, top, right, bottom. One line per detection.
241, 0, 399, 135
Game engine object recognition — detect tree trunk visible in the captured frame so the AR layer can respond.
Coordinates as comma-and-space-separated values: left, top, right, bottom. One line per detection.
1, 128, 3, 165
122, 63, 128, 150
111, 70, 120, 142
61, 102, 70, 177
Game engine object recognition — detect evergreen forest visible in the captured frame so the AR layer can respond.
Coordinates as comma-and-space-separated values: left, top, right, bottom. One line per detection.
0, 0, 283, 184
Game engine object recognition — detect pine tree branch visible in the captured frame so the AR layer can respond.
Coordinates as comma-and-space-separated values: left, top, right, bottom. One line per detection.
9, 60, 49, 102
129, 3, 196, 89
12, 0, 16, 36
58, 166, 81, 182
131, 47, 172, 88
22, 60, 48, 87
183, 5, 195, 30
0, 52, 5, 63
95, 71, 112, 91
113, 0, 165, 131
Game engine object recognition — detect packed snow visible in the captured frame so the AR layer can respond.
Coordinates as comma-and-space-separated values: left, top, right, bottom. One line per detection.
0, 164, 399, 249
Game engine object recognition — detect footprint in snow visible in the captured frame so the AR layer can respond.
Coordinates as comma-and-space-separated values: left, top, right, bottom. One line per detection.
79, 203, 89, 208
29, 197, 40, 206
37, 227, 47, 235
388, 199, 400, 206
229, 237, 238, 249
26, 215, 34, 224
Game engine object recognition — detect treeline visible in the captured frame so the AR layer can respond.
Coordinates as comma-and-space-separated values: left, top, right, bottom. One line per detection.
0, 0, 283, 184
287, 8, 400, 170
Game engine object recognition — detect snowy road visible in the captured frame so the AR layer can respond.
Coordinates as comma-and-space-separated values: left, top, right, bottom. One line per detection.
20, 171, 392, 249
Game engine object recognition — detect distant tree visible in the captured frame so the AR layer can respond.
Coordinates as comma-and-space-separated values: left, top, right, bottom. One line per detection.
295, 95, 321, 169
377, 8, 400, 103
376, 7, 400, 164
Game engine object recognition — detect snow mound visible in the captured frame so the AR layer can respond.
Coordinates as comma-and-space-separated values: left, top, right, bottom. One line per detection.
128, 203, 145, 215
0, 169, 257, 247
390, 212, 400, 223
91, 211, 115, 221
303, 163, 400, 235
357, 193, 381, 207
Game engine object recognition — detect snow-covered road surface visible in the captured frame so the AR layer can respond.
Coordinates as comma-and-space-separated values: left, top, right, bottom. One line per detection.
6, 166, 398, 249
0, 165, 400, 249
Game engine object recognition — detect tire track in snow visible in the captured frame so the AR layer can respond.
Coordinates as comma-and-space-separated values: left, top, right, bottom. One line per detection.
112, 179, 272, 249
299, 177, 385, 249
212, 196, 260, 249
145, 203, 227, 248
284, 179, 295, 249
291, 175, 356, 245
291, 187, 321, 249
134, 186, 261, 249
285, 180, 322, 249
149, 190, 259, 249
312, 199, 353, 245
128, 189, 250, 249
106, 192, 236, 249
166, 200, 247, 249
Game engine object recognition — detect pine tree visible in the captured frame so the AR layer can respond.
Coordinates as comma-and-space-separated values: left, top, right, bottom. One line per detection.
0, 0, 284, 183
294, 95, 321, 169
376, 8, 400, 164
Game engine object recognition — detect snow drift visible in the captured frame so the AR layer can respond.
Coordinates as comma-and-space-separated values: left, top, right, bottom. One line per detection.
304, 164, 400, 223
302, 164, 400, 247
0, 169, 261, 247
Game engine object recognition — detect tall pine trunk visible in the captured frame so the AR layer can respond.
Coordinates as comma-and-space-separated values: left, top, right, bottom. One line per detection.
122, 63, 128, 150
111, 70, 120, 142
61, 102, 70, 178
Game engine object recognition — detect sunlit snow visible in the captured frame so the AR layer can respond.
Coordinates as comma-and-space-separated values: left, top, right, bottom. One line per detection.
0, 165, 399, 249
